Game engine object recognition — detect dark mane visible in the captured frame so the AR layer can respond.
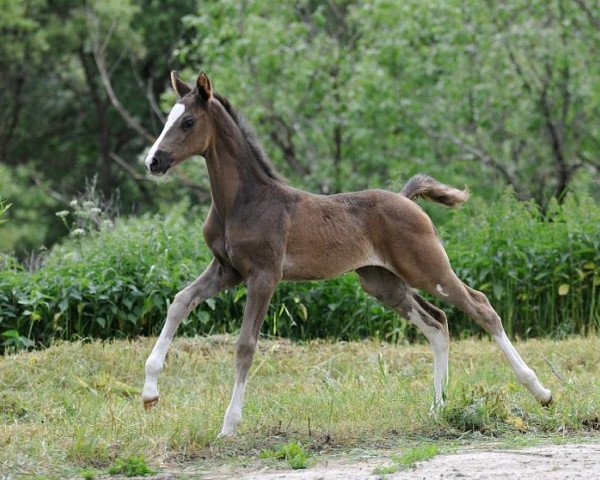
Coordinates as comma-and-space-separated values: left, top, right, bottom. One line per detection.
212, 92, 286, 183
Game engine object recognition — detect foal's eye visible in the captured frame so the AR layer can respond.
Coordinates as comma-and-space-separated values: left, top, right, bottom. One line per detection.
181, 118, 195, 130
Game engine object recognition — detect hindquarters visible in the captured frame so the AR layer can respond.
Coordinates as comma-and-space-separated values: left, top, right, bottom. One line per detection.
362, 190, 455, 291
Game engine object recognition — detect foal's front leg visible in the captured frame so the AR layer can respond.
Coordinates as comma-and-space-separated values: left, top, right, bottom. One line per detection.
219, 273, 279, 437
142, 259, 240, 409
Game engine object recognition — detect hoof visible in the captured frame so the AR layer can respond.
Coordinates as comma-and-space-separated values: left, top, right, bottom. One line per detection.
143, 396, 159, 411
540, 394, 553, 407
217, 429, 233, 438
218, 417, 240, 438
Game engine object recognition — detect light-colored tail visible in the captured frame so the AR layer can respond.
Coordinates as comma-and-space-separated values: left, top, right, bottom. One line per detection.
401, 174, 469, 208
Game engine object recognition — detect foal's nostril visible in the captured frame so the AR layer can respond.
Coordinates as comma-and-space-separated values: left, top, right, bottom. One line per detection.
149, 156, 160, 173
148, 150, 173, 175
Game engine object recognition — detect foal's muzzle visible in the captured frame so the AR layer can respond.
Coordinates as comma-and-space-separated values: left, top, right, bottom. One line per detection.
148, 150, 173, 175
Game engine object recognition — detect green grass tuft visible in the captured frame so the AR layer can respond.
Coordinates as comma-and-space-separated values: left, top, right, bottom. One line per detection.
373, 464, 398, 475
107, 455, 155, 477
392, 445, 439, 468
79, 468, 97, 479
441, 385, 511, 433
260, 441, 309, 469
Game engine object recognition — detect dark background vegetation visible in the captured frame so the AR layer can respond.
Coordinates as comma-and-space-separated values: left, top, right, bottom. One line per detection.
1, 0, 599, 349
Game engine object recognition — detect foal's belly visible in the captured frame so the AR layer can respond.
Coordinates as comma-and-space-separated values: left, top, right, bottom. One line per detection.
282, 247, 386, 281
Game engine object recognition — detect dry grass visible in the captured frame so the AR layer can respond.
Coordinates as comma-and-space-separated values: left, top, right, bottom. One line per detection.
1, 335, 599, 478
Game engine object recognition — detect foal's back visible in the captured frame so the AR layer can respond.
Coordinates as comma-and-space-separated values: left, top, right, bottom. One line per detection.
282, 187, 437, 282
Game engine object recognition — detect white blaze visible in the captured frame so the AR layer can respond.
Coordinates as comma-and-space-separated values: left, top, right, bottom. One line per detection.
144, 103, 186, 170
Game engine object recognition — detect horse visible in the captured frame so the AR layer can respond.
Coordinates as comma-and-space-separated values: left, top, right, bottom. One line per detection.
141, 71, 552, 437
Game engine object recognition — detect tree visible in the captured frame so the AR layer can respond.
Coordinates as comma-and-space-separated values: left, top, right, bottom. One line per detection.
180, 0, 599, 204
0, 0, 201, 253
2, 0, 599, 254
353, 0, 600, 204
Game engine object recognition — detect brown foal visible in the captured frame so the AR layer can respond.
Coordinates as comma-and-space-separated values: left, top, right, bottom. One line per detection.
141, 71, 551, 437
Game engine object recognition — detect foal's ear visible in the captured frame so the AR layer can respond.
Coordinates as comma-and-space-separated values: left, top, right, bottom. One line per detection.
171, 71, 191, 97
196, 72, 213, 102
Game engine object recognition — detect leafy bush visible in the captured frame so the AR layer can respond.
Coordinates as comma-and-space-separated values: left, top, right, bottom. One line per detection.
0, 192, 598, 350
441, 192, 600, 338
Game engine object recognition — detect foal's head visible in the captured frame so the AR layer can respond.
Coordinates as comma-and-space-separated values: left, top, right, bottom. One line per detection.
144, 71, 215, 176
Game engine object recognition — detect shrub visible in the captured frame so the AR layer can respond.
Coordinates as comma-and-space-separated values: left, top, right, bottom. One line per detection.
0, 191, 598, 350
440, 192, 600, 338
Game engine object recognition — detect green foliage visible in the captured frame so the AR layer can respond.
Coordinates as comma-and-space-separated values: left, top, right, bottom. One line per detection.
0, 174, 10, 226
260, 442, 309, 469
0, 165, 58, 253
0, 200, 9, 226
0, 192, 598, 350
441, 386, 511, 433
440, 192, 600, 338
373, 464, 398, 475
391, 445, 439, 468
180, 0, 600, 202
4, 0, 600, 254
0, 0, 198, 253
107, 455, 155, 477
79, 468, 98, 480
1, 329, 35, 350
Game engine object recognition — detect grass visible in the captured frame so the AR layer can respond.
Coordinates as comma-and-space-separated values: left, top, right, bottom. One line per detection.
108, 455, 155, 477
259, 441, 309, 469
373, 444, 439, 476
392, 444, 439, 467
1, 335, 599, 477
373, 463, 399, 475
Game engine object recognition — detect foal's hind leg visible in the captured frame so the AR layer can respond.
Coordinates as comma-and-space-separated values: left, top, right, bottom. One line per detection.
427, 271, 552, 405
387, 227, 551, 405
357, 266, 449, 409
142, 259, 240, 409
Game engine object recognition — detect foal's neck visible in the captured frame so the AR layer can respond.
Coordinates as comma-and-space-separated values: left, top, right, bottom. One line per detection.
203, 112, 273, 219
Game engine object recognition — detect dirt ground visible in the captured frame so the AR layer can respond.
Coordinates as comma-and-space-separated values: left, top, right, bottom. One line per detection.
203, 443, 600, 480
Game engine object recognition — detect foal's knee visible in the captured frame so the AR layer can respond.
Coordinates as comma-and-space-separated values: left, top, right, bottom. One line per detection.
174, 290, 193, 310
514, 365, 537, 387
166, 290, 193, 320
145, 356, 162, 376
236, 338, 257, 370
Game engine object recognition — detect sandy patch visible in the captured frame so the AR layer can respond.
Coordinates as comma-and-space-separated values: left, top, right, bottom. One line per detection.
206, 443, 600, 480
